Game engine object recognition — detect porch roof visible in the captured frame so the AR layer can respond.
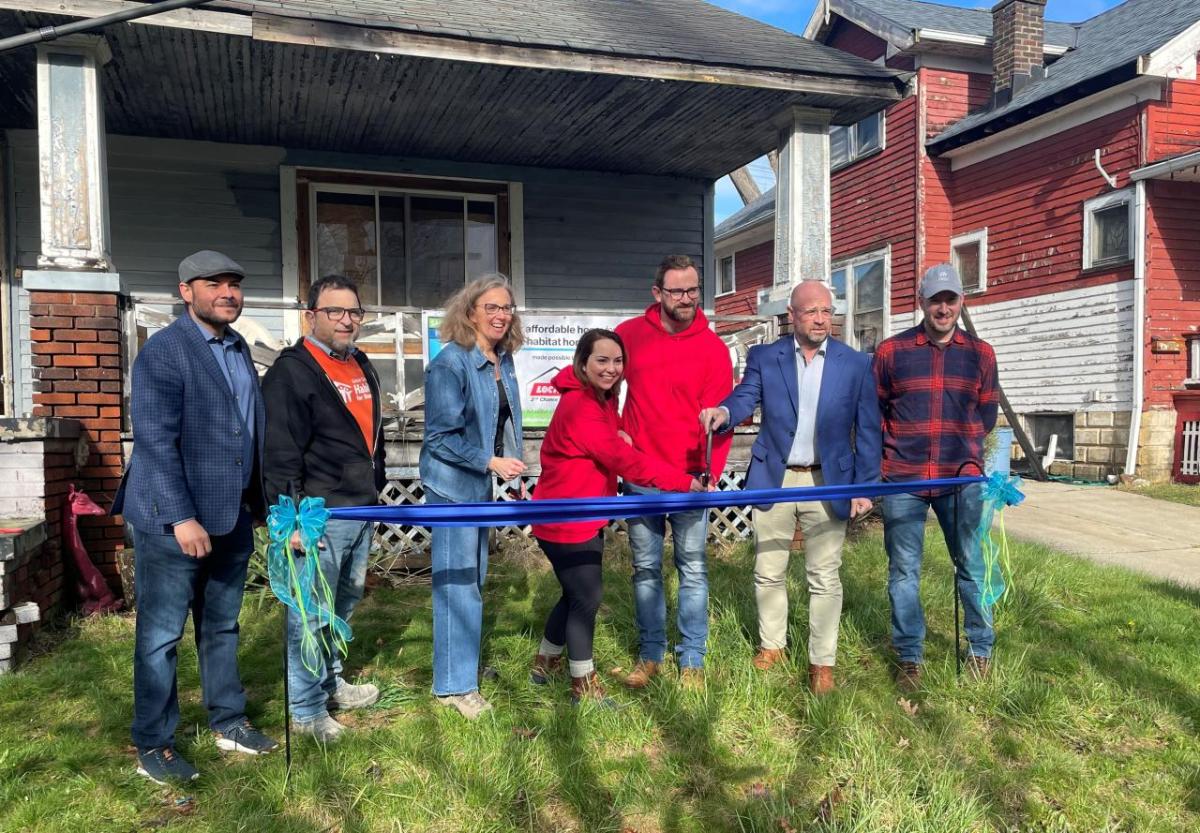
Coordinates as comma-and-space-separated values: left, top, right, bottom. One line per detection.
0, 2, 908, 179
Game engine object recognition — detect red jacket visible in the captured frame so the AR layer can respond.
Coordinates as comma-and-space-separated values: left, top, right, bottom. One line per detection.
615, 304, 733, 478
532, 367, 694, 544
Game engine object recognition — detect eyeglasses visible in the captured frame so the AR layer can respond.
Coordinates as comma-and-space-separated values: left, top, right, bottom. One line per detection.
477, 303, 518, 315
659, 286, 700, 300
312, 306, 367, 322
791, 306, 835, 318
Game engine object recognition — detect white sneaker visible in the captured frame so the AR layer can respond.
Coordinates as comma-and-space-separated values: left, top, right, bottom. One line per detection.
329, 678, 381, 711
436, 691, 492, 720
291, 713, 346, 743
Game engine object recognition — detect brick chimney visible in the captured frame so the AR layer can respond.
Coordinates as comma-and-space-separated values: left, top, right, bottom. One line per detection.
991, 0, 1046, 104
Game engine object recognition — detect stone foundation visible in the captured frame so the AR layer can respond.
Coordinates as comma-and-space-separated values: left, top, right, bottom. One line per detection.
1004, 408, 1177, 482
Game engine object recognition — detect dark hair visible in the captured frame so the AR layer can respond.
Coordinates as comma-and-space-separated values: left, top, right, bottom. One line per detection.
655, 254, 698, 289
572, 328, 625, 401
307, 274, 361, 310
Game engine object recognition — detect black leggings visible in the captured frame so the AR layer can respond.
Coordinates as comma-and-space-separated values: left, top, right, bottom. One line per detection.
537, 535, 604, 662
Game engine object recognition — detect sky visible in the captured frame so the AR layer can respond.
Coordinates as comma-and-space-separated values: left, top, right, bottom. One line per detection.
708, 0, 1125, 223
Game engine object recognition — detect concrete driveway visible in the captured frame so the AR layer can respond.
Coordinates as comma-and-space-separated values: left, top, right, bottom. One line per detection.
1001, 480, 1200, 588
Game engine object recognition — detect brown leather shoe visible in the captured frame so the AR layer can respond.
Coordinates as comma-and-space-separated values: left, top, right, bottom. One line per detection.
896, 661, 922, 693
752, 648, 785, 671
680, 667, 705, 691
966, 655, 991, 680
570, 672, 616, 708
530, 653, 562, 685
808, 664, 835, 696
619, 660, 660, 689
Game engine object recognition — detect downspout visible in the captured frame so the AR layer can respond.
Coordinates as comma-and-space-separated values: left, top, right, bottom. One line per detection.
1123, 178, 1147, 476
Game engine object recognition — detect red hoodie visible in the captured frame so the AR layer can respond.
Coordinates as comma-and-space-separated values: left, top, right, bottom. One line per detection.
532, 366, 695, 544
615, 304, 733, 478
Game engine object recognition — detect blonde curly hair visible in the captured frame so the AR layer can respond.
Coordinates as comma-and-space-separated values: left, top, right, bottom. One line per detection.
438, 274, 525, 354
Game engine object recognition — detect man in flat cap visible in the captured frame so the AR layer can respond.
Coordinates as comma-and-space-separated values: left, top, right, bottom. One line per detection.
114, 250, 278, 784
873, 263, 999, 693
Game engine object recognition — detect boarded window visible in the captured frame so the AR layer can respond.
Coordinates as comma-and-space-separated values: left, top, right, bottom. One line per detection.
1082, 189, 1133, 270
831, 248, 888, 352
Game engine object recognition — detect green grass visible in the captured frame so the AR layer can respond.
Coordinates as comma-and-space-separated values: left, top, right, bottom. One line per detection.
1118, 482, 1200, 508
2, 529, 1199, 833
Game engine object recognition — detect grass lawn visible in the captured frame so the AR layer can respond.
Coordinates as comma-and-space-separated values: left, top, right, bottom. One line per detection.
2, 528, 1198, 833
1118, 482, 1200, 508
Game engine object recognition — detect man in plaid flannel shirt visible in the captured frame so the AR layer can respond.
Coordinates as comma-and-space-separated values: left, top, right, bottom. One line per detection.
873, 264, 999, 693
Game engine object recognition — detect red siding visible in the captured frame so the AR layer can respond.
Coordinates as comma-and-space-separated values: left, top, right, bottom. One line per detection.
944, 106, 1143, 304
1147, 77, 1200, 163
826, 17, 887, 61
1145, 179, 1200, 407
715, 239, 772, 328
923, 68, 992, 138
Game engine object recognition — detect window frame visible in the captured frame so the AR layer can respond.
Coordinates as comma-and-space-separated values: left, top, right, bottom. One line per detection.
1082, 188, 1134, 271
830, 110, 886, 172
830, 246, 891, 352
950, 228, 988, 295
716, 254, 736, 298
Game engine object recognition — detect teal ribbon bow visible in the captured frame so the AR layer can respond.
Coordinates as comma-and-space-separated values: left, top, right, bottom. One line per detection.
974, 471, 1026, 618
266, 495, 352, 675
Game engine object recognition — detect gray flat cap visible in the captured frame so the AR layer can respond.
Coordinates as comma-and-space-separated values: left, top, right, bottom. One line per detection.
919, 263, 963, 299
178, 250, 245, 283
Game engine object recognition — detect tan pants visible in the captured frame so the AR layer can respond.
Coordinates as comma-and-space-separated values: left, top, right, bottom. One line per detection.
751, 468, 847, 666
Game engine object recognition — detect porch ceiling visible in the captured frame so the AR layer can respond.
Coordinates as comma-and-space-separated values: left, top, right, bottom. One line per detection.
0, 10, 905, 179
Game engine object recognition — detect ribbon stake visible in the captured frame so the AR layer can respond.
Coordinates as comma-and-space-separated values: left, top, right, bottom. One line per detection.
974, 471, 1026, 621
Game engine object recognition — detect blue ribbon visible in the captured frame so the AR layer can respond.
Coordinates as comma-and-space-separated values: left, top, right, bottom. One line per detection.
974, 471, 1026, 615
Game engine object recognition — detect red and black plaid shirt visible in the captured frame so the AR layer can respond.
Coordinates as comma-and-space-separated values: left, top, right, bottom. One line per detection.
874, 324, 998, 482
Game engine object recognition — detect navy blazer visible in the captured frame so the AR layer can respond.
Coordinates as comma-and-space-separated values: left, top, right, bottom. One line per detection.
720, 336, 881, 520
112, 315, 266, 535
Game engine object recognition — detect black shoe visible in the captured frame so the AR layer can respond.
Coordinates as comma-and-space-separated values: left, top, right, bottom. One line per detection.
214, 719, 280, 756
136, 746, 199, 784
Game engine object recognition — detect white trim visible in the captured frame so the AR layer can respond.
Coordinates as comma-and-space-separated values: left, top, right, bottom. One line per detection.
914, 28, 1069, 57
831, 245, 890, 351
508, 181, 526, 308
715, 254, 736, 298
1131, 149, 1200, 182
1141, 19, 1200, 81
1124, 180, 1146, 474
951, 228, 988, 294
802, 0, 828, 40
914, 53, 994, 74
279, 165, 301, 341
716, 220, 773, 257
1082, 187, 1134, 271
945, 77, 1164, 171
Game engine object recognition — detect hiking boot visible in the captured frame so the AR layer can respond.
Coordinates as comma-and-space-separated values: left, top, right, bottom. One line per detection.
570, 672, 617, 708
753, 648, 785, 671
530, 653, 563, 686
966, 655, 992, 680
680, 667, 705, 691
896, 661, 922, 694
809, 664, 835, 696
329, 678, 380, 711
136, 746, 199, 785
619, 660, 660, 689
214, 718, 279, 756
436, 690, 493, 720
291, 713, 346, 743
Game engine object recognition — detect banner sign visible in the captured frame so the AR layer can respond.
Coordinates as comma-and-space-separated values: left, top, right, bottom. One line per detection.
515, 314, 624, 428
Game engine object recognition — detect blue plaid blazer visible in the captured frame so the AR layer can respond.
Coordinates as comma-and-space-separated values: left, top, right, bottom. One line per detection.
112, 315, 265, 536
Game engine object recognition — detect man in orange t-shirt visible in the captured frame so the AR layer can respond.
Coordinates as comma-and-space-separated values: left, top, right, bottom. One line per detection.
262, 274, 387, 742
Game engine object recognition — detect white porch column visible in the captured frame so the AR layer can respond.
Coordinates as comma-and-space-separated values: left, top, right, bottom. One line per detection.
761, 106, 832, 313
34, 35, 114, 274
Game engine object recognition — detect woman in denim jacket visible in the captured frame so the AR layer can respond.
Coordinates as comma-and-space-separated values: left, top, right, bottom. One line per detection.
420, 275, 525, 719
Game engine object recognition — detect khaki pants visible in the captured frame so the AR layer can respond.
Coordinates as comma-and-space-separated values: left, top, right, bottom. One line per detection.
751, 468, 847, 666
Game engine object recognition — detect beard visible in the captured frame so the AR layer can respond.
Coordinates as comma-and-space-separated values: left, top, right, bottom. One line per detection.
664, 302, 696, 325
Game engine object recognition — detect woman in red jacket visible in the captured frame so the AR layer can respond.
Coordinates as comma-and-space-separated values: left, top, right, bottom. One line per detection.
530, 328, 703, 705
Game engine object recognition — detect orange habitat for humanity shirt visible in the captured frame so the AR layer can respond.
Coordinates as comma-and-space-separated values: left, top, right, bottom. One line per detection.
303, 340, 374, 454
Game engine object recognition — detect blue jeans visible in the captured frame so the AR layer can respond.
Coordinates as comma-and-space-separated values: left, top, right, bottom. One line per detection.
882, 483, 993, 664
131, 510, 252, 751
426, 488, 489, 696
286, 519, 373, 722
625, 483, 709, 668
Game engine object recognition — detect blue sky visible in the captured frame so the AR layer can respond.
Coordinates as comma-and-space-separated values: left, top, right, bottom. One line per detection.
708, 0, 1124, 222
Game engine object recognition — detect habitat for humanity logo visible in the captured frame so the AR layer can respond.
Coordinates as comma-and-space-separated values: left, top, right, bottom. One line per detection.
528, 366, 563, 400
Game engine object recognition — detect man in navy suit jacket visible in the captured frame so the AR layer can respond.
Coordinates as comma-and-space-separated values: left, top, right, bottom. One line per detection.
702, 281, 880, 695
113, 250, 277, 784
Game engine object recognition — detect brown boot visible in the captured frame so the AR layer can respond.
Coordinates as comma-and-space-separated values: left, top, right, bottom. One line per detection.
680, 667, 705, 691
752, 648, 785, 671
808, 664, 835, 696
965, 655, 991, 680
530, 653, 562, 686
571, 672, 616, 708
896, 661, 922, 693
620, 660, 660, 689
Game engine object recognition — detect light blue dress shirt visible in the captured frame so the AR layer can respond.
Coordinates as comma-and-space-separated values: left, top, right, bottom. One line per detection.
786, 339, 825, 467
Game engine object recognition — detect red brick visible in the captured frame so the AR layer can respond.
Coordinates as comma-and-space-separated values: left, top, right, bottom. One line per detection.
98, 356, 121, 367
56, 331, 99, 343
78, 368, 120, 380
96, 330, 121, 343
75, 343, 120, 355
93, 442, 123, 454
31, 292, 77, 304
31, 356, 51, 368
48, 304, 96, 317
74, 293, 118, 306
98, 454, 124, 466
31, 316, 73, 329
100, 381, 121, 393
31, 329, 52, 341
78, 392, 120, 405
102, 478, 123, 489
30, 304, 51, 316
91, 418, 122, 430
33, 342, 74, 355
52, 381, 98, 393
75, 316, 120, 330
98, 407, 122, 418
81, 465, 121, 478
34, 393, 76, 405
36, 367, 75, 380
56, 405, 98, 418
54, 355, 98, 367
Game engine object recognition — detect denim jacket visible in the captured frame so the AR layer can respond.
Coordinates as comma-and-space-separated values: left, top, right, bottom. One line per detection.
420, 341, 523, 502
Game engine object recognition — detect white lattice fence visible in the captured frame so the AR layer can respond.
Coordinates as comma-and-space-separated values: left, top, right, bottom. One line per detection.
372, 468, 753, 562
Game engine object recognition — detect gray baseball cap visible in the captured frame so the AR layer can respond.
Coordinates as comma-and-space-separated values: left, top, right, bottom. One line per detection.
178, 250, 245, 283
919, 263, 963, 299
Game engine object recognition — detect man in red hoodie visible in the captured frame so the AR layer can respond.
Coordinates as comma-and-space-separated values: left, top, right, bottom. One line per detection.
615, 254, 733, 688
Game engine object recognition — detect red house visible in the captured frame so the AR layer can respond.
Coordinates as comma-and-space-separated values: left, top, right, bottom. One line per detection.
715, 0, 1200, 482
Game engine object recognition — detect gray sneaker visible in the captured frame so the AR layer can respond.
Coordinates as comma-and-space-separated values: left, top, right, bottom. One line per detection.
291, 713, 346, 743
329, 678, 381, 711
436, 690, 492, 720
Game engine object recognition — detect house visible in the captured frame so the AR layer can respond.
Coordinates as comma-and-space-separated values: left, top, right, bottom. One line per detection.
0, 0, 905, 602
715, 0, 1200, 483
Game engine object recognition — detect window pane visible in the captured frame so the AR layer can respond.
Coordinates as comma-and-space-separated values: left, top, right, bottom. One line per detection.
1093, 203, 1129, 264
854, 259, 884, 312
467, 201, 498, 280
831, 268, 848, 315
830, 126, 850, 168
409, 197, 466, 309
857, 112, 881, 155
315, 192, 377, 303
854, 308, 884, 353
953, 240, 981, 292
719, 256, 734, 294
379, 195, 407, 306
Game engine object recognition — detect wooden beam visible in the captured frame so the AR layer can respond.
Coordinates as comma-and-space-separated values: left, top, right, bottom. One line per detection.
767, 149, 779, 174
252, 13, 906, 103
0, 0, 253, 36
729, 166, 761, 205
